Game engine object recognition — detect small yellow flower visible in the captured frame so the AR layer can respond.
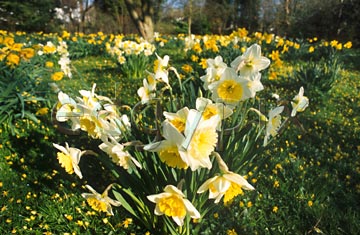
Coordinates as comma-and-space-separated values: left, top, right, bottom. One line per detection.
308, 200, 313, 207
36, 107, 49, 116
51, 71, 64, 81
227, 228, 238, 235
6, 53, 20, 67
272, 206, 279, 213
64, 214, 73, 221
344, 41, 352, 49
122, 218, 133, 228
45, 61, 54, 68
308, 46, 315, 53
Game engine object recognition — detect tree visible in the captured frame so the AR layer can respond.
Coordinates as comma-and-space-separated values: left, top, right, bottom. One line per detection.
236, 0, 261, 32
123, 0, 163, 41
203, 0, 234, 34
0, 0, 59, 32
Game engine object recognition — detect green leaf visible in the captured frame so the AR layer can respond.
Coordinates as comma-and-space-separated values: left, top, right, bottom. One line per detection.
112, 189, 137, 218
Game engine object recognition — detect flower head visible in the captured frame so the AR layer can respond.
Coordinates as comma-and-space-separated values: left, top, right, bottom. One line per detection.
231, 44, 270, 76
208, 68, 252, 105
147, 185, 200, 226
291, 87, 309, 117
180, 110, 219, 170
82, 184, 121, 216
197, 153, 254, 204
144, 121, 188, 169
53, 142, 89, 179
264, 106, 284, 146
99, 137, 142, 172
154, 53, 170, 84
137, 75, 156, 104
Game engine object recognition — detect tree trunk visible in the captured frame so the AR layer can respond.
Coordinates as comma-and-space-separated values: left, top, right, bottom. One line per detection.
124, 0, 155, 42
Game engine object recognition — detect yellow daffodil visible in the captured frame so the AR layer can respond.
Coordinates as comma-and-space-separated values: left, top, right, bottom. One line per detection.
51, 71, 64, 81
264, 106, 284, 146
163, 107, 189, 133
147, 185, 200, 226
180, 110, 219, 170
144, 121, 188, 169
208, 68, 252, 105
195, 97, 233, 130
6, 53, 20, 67
291, 87, 309, 117
53, 142, 91, 179
231, 43, 270, 76
197, 153, 254, 203
82, 184, 121, 216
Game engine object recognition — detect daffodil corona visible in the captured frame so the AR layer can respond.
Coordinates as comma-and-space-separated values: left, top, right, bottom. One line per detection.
147, 185, 200, 226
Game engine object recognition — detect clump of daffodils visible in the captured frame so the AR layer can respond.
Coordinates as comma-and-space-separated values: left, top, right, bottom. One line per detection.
53, 43, 309, 233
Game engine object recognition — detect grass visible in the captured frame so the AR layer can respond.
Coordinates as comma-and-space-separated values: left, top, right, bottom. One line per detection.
1, 31, 360, 234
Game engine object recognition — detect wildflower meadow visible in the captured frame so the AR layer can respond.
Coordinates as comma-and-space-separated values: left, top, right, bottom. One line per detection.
0, 29, 359, 235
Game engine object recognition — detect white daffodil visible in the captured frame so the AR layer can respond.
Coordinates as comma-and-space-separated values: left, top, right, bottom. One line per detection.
208, 67, 252, 105
99, 137, 142, 172
231, 43, 270, 76
53, 142, 92, 179
81, 184, 121, 216
137, 76, 156, 104
291, 87, 309, 117
147, 185, 200, 227
163, 107, 189, 133
144, 121, 188, 169
197, 153, 255, 204
264, 106, 284, 146
78, 83, 113, 112
244, 72, 264, 98
56, 91, 81, 128
179, 110, 219, 171
154, 53, 170, 84
196, 97, 233, 130
200, 55, 227, 90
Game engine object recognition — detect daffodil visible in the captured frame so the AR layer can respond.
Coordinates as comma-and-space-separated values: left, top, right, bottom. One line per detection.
147, 185, 200, 226
197, 153, 254, 203
82, 184, 121, 216
180, 110, 219, 170
137, 75, 156, 104
53, 142, 92, 179
144, 121, 188, 169
163, 107, 189, 133
154, 53, 170, 84
264, 106, 284, 146
244, 72, 264, 98
195, 97, 233, 130
291, 87, 309, 117
208, 68, 252, 105
230, 43, 270, 76
200, 55, 227, 90
99, 137, 142, 172
56, 91, 81, 130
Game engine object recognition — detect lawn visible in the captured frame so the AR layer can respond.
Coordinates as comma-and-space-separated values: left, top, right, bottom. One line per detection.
0, 30, 359, 234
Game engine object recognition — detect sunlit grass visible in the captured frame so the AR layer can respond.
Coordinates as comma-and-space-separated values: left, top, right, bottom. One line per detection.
0, 30, 359, 234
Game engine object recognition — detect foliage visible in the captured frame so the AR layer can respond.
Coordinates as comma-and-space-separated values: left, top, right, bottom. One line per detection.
0, 0, 59, 32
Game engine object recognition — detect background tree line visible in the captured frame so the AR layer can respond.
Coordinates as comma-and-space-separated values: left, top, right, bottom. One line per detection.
0, 0, 359, 45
